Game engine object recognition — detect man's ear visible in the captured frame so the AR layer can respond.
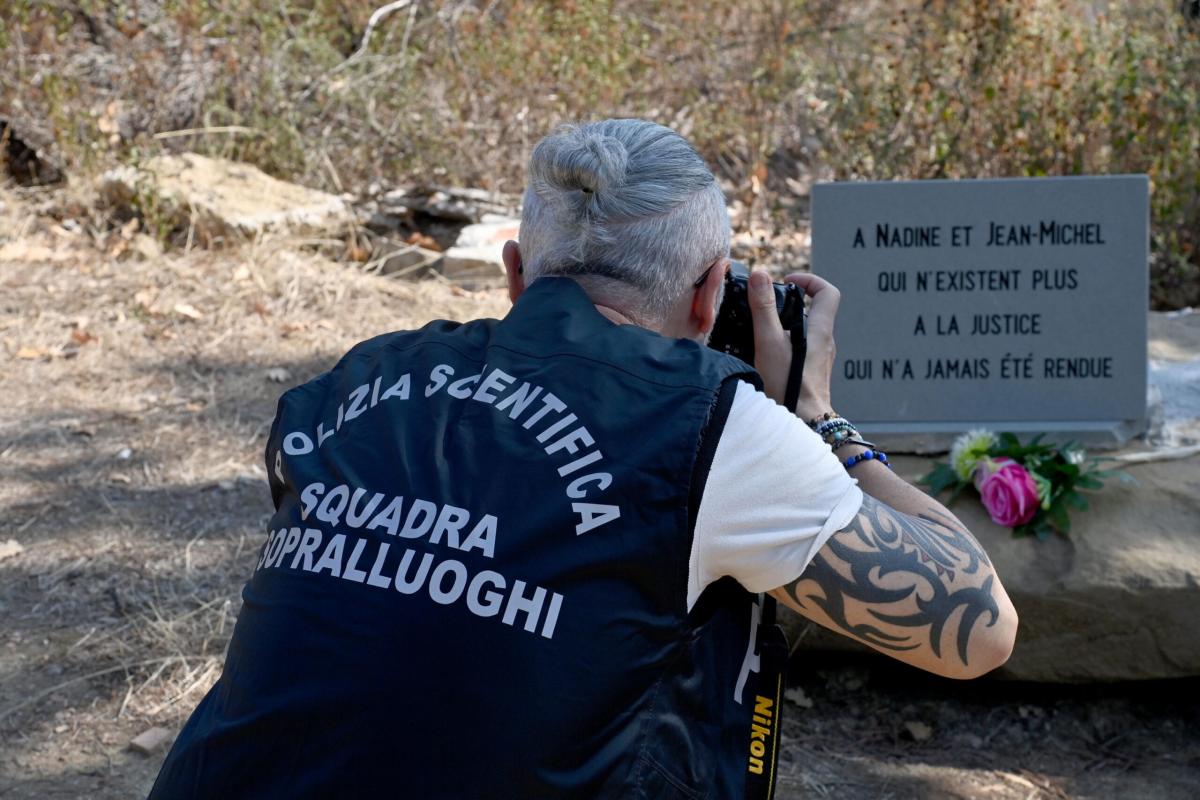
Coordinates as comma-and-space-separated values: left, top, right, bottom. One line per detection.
502, 240, 525, 304
691, 258, 727, 336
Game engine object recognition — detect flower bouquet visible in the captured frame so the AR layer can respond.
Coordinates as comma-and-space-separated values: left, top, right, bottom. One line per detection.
919, 430, 1126, 539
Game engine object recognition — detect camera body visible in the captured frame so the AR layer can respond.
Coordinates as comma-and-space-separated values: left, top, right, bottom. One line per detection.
707, 261, 806, 365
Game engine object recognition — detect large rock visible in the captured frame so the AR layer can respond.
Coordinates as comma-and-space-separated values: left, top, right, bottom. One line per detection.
1149, 307, 1200, 444
785, 451, 1200, 682
99, 153, 350, 242
440, 214, 519, 289
1, 118, 65, 186
374, 185, 519, 223
787, 310, 1200, 682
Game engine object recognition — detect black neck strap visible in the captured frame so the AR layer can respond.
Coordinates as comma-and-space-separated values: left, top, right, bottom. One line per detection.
783, 326, 806, 413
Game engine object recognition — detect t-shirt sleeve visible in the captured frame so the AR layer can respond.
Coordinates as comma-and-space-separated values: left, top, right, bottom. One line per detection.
687, 380, 864, 610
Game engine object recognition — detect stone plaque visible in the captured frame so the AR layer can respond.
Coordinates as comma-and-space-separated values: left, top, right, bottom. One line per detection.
811, 176, 1148, 445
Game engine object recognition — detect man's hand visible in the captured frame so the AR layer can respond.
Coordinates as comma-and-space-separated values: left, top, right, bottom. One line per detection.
749, 270, 1018, 677
748, 269, 841, 420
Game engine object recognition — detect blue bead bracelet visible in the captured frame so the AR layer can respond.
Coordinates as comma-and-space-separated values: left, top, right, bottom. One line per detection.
843, 449, 891, 470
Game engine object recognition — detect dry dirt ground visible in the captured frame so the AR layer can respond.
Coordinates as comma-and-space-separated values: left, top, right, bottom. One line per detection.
2, 186, 1198, 799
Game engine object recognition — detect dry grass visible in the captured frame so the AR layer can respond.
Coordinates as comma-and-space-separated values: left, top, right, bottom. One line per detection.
0, 186, 508, 796
4, 186, 1200, 799
2, 0, 1197, 306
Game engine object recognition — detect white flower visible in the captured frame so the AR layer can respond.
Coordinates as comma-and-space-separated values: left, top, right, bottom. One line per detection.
950, 429, 998, 482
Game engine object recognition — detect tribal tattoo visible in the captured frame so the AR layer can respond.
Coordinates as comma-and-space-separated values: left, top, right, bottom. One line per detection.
782, 496, 999, 666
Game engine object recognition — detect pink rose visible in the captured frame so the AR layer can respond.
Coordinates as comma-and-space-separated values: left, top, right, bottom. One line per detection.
973, 458, 1039, 527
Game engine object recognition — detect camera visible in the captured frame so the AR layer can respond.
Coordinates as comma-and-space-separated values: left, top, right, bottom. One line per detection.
707, 261, 806, 365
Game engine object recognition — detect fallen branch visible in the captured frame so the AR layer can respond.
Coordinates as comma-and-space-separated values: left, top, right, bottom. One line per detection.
294, 0, 416, 102
1111, 443, 1200, 463
350, 0, 415, 62
153, 126, 262, 140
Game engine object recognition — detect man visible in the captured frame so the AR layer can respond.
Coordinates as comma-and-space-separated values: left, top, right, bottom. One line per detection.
150, 119, 1016, 799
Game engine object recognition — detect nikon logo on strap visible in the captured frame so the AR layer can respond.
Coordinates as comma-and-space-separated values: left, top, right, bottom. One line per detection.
746, 692, 778, 776
744, 596, 788, 800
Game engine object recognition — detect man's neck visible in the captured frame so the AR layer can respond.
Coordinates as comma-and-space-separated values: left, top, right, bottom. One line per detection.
594, 303, 644, 330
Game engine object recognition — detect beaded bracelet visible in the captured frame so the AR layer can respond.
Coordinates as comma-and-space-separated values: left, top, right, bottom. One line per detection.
818, 420, 861, 445
813, 417, 851, 434
821, 430, 855, 445
807, 411, 841, 429
823, 427, 861, 447
843, 448, 892, 470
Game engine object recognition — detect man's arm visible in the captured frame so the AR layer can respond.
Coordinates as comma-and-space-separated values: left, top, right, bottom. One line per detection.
771, 481, 1016, 679
748, 269, 1017, 679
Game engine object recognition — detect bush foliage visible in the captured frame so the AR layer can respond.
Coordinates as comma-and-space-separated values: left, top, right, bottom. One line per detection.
2, 0, 1198, 306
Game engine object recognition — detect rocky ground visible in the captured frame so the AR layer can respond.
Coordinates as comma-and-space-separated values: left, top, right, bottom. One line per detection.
2, 184, 1199, 799
777, 655, 1200, 799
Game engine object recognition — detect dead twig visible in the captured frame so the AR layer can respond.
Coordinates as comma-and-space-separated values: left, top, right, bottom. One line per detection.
152, 126, 262, 140
0, 657, 196, 725
351, 1, 415, 62
1112, 443, 1200, 463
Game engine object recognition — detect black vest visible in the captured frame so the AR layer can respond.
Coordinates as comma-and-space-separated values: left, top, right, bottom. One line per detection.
150, 277, 773, 799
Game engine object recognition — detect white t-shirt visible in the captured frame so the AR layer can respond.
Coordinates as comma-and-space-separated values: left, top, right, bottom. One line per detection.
687, 381, 864, 610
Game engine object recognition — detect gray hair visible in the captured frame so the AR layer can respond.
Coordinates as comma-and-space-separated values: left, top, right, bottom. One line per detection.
518, 119, 730, 324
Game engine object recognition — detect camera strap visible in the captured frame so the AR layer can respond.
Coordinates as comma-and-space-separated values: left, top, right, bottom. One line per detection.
746, 323, 804, 799
743, 317, 807, 800
783, 326, 806, 413
743, 594, 788, 800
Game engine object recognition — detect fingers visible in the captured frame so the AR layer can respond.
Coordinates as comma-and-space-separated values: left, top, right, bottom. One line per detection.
747, 269, 844, 413
784, 272, 841, 334
748, 269, 792, 404
749, 270, 784, 331
784, 271, 841, 419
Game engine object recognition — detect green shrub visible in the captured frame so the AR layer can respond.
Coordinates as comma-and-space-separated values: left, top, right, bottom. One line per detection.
806, 1, 1200, 307
1, 0, 1196, 307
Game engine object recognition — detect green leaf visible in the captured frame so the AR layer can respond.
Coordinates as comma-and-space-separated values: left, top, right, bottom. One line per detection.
1032, 518, 1053, 540
1066, 492, 1089, 511
1049, 503, 1071, 534
919, 463, 961, 496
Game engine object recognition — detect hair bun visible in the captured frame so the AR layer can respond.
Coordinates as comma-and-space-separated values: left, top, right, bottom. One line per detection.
530, 127, 629, 199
